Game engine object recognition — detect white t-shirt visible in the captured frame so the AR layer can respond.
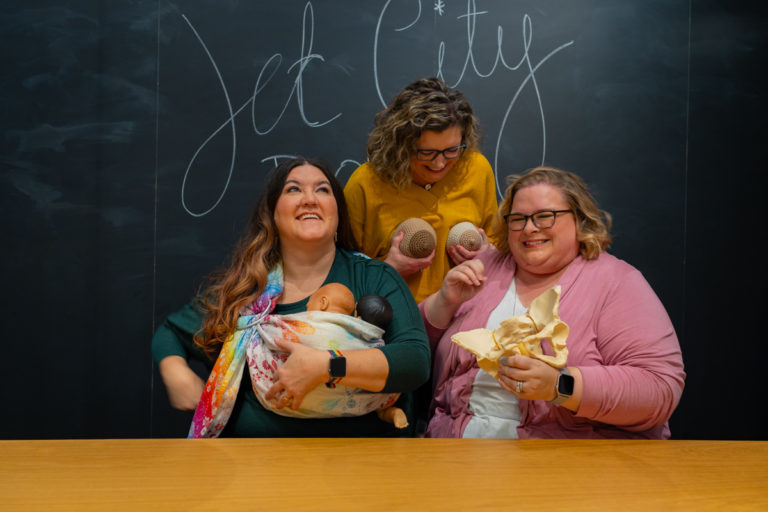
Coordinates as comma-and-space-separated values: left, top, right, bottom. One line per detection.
462, 279, 525, 438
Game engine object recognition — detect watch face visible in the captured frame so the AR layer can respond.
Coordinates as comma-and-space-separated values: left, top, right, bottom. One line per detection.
329, 356, 346, 378
558, 373, 575, 396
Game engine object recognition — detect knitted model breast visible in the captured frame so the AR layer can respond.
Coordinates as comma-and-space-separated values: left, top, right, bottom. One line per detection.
446, 222, 482, 252
395, 218, 436, 258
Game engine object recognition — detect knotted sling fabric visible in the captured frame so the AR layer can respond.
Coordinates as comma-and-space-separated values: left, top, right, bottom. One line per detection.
189, 266, 284, 438
248, 311, 399, 419
189, 264, 399, 438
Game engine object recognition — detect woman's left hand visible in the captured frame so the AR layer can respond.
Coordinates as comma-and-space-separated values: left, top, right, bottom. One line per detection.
447, 227, 490, 265
497, 354, 558, 401
265, 337, 329, 410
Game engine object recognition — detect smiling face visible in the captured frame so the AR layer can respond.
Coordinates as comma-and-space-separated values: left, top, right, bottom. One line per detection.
273, 164, 339, 251
409, 125, 463, 187
507, 183, 579, 277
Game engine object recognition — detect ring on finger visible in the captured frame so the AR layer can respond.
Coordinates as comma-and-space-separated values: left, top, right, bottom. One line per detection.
516, 380, 524, 393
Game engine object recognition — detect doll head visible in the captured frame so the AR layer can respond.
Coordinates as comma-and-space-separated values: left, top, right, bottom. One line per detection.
307, 283, 356, 315
307, 283, 393, 332
355, 295, 394, 331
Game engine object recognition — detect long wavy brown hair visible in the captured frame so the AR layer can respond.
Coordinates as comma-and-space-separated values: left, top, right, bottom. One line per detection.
366, 77, 481, 190
193, 157, 358, 359
492, 166, 613, 260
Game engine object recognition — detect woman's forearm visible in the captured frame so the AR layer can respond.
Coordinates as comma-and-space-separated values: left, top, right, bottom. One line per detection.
158, 355, 205, 411
337, 348, 390, 392
421, 292, 461, 329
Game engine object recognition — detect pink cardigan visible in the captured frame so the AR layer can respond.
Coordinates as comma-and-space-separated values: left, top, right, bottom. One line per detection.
419, 249, 686, 439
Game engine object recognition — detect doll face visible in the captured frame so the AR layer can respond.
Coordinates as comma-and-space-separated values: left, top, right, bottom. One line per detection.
306, 283, 355, 315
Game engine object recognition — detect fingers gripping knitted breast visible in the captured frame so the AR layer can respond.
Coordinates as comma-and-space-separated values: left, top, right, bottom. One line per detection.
446, 221, 482, 252
395, 218, 436, 258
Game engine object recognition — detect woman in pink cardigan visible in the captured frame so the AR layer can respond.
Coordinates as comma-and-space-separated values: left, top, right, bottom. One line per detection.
419, 166, 685, 438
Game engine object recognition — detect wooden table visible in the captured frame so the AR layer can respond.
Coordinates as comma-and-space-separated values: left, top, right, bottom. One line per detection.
1, 439, 766, 511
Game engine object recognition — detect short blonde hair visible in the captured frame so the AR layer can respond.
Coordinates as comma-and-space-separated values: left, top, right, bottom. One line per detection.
493, 166, 612, 260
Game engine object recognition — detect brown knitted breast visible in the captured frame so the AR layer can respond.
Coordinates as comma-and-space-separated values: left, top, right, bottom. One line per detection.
395, 218, 436, 258
446, 221, 482, 251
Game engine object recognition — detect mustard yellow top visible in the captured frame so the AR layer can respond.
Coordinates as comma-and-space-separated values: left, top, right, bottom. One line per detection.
343, 151, 499, 303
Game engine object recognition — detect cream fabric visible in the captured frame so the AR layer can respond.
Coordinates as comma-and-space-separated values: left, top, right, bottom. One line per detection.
451, 286, 569, 377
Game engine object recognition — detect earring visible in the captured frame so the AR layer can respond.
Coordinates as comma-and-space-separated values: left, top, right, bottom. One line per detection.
334, 232, 338, 242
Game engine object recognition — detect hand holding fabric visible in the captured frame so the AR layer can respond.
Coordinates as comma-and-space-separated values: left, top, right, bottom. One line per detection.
249, 311, 400, 419
265, 337, 329, 410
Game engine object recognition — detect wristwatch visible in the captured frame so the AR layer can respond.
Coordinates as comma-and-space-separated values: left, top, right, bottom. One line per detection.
549, 367, 574, 405
326, 349, 346, 388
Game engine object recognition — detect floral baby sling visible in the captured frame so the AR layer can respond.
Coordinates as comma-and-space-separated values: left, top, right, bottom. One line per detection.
189, 264, 399, 438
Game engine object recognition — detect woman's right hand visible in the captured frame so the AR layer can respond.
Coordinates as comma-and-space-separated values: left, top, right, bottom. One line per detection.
384, 231, 435, 276
439, 259, 487, 305
447, 227, 490, 265
424, 259, 487, 328
158, 355, 205, 411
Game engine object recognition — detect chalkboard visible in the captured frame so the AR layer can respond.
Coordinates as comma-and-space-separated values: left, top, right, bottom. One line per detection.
1, 3, 159, 438
1, 0, 765, 439
155, 0, 690, 308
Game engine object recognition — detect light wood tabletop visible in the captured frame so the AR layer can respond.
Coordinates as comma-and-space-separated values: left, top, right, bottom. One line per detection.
1, 438, 766, 511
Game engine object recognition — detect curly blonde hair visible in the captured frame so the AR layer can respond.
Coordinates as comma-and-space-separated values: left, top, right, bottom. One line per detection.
492, 166, 612, 260
366, 77, 480, 189
193, 158, 358, 359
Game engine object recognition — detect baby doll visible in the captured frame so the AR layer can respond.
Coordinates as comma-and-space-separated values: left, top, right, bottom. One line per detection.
355, 294, 394, 332
307, 283, 407, 428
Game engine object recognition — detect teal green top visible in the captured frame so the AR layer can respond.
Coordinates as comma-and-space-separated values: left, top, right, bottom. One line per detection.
152, 249, 430, 437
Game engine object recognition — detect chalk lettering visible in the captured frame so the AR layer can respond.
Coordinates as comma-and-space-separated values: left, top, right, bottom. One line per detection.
181, 2, 341, 217
374, 2, 573, 198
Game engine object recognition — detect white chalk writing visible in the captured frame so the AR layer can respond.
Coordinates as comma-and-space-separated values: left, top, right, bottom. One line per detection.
178, 1, 573, 215
180, 2, 341, 217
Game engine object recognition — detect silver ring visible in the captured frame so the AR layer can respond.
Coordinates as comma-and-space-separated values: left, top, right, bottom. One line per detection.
516, 380, 524, 393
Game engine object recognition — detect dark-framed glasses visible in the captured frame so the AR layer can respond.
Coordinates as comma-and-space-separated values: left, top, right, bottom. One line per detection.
415, 144, 466, 161
503, 209, 572, 231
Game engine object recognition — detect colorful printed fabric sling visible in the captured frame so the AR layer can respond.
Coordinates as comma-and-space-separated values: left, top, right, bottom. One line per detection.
189, 265, 283, 438
189, 264, 398, 438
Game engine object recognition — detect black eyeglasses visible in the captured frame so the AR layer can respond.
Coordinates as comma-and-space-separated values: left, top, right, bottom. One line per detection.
503, 210, 572, 231
415, 144, 466, 161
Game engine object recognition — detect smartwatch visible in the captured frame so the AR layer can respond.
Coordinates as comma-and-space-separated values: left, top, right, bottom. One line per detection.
326, 350, 346, 388
549, 367, 574, 405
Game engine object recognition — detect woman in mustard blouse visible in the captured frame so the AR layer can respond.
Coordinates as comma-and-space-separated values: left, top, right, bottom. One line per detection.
344, 77, 499, 303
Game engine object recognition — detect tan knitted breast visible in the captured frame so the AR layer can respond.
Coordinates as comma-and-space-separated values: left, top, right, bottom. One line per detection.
395, 218, 436, 258
446, 222, 482, 251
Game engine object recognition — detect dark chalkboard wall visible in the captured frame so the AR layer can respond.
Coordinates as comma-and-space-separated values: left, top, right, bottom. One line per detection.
1, 1, 765, 439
